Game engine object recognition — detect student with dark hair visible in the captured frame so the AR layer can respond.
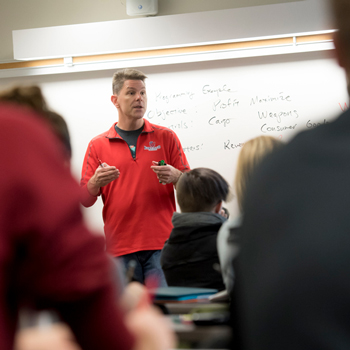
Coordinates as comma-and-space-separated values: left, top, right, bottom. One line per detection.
160, 167, 230, 290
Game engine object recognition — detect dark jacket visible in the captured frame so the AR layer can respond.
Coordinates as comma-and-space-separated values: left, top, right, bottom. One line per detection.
161, 212, 226, 291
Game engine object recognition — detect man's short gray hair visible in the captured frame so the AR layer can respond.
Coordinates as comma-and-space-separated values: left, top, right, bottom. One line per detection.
112, 69, 147, 95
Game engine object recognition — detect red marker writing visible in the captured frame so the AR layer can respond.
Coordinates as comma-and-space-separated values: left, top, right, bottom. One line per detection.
98, 159, 105, 168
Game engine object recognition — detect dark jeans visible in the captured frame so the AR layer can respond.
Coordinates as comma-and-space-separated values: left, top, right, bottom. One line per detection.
118, 250, 168, 287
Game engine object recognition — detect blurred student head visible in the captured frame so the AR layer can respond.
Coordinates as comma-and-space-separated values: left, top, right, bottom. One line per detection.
0, 85, 48, 112
0, 85, 71, 161
176, 167, 231, 213
235, 135, 283, 212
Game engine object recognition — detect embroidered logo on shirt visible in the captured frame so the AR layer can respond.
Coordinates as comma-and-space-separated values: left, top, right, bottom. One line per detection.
144, 141, 161, 151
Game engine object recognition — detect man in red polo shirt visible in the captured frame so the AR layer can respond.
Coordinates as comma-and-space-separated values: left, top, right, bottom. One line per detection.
81, 68, 190, 286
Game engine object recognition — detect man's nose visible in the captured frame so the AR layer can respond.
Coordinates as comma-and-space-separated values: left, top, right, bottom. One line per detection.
136, 93, 143, 100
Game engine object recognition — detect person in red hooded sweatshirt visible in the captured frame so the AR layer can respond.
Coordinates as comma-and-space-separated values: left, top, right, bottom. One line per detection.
0, 95, 175, 350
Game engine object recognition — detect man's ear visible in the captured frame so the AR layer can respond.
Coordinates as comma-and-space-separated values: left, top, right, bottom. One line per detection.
333, 32, 350, 95
214, 201, 223, 214
111, 95, 118, 108
333, 31, 347, 69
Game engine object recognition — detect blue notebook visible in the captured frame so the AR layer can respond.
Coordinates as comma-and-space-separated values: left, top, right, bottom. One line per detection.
150, 287, 218, 301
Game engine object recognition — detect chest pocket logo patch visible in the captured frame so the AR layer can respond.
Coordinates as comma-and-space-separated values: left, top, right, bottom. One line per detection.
144, 141, 161, 151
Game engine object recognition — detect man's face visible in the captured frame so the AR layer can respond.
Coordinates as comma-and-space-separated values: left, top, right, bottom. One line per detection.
112, 79, 147, 122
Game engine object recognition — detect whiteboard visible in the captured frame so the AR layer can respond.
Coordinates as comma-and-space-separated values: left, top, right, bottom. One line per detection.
0, 50, 348, 232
